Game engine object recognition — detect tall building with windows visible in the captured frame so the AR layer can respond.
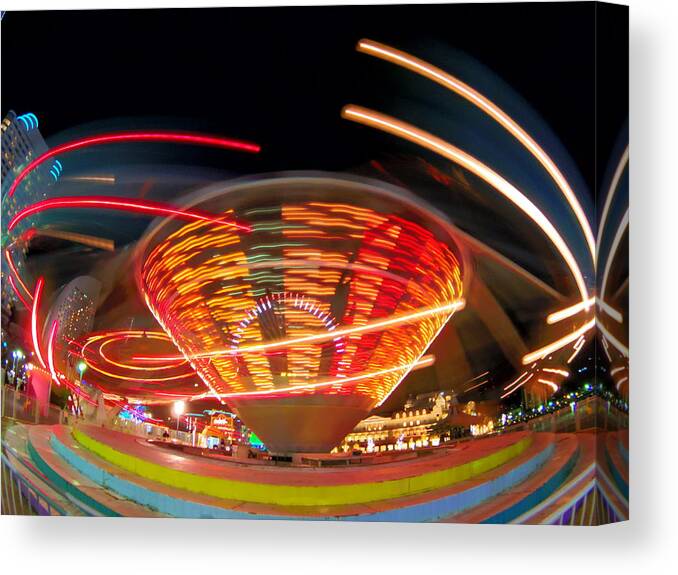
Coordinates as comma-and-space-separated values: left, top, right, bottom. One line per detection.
1, 110, 53, 325
43, 276, 101, 378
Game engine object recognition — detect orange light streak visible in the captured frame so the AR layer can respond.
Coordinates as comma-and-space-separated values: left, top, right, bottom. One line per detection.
342, 105, 590, 304
199, 355, 435, 400
547, 297, 595, 324
523, 319, 596, 365
537, 378, 559, 392
566, 335, 586, 364
357, 39, 596, 263
136, 299, 465, 362
542, 368, 569, 378
501, 373, 534, 399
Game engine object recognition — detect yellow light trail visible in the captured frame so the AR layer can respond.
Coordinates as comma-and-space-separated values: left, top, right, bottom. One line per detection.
546, 297, 595, 324
598, 321, 629, 358
342, 105, 590, 305
198, 355, 436, 400
537, 378, 559, 392
357, 39, 596, 264
566, 335, 586, 364
596, 297, 623, 324
542, 368, 569, 378
503, 370, 529, 391
615, 376, 628, 391
597, 146, 629, 258
501, 373, 534, 399
599, 208, 629, 314
522, 318, 595, 365
136, 299, 465, 362
376, 314, 451, 407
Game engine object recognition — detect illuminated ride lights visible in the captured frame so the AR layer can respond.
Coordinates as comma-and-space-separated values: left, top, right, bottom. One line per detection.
47, 320, 61, 387
135, 300, 465, 363
7, 130, 261, 198
31, 277, 47, 368
7, 275, 31, 309
343, 43, 605, 367
4, 248, 33, 301
522, 318, 596, 365
69, 330, 202, 401
137, 174, 466, 452
356, 39, 596, 264
341, 106, 590, 307
8, 196, 249, 233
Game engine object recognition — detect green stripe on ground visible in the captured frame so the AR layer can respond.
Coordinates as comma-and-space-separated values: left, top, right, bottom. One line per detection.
72, 428, 532, 507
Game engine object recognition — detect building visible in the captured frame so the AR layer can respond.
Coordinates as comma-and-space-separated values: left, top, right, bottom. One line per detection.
43, 276, 101, 379
339, 390, 466, 453
1, 110, 53, 329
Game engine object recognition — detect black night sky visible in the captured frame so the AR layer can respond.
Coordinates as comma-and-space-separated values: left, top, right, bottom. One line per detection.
2, 3, 628, 196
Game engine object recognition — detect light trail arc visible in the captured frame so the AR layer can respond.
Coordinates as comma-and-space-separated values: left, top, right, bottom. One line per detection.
8, 196, 250, 233
134, 299, 465, 363
342, 105, 590, 305
357, 39, 596, 265
8, 131, 261, 198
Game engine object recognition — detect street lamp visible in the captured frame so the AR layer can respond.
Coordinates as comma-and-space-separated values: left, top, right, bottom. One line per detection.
172, 400, 185, 433
11, 349, 24, 383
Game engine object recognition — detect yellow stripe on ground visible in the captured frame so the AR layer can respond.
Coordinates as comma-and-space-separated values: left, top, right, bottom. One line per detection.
72, 428, 531, 507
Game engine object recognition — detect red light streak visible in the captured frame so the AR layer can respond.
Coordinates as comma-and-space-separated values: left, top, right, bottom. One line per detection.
47, 320, 60, 387
8, 131, 261, 198
8, 196, 250, 233
31, 277, 47, 369
4, 249, 33, 300
7, 275, 31, 309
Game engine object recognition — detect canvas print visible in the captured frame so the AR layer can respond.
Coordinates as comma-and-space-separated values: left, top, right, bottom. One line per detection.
1, 3, 628, 524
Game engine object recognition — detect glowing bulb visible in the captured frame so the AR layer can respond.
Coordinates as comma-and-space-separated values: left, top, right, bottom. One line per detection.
172, 400, 186, 417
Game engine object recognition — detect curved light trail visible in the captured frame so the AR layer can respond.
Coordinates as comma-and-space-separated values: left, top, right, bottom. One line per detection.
596, 146, 629, 257
357, 39, 596, 264
47, 320, 60, 387
599, 208, 629, 313
537, 378, 559, 393
8, 196, 250, 233
8, 131, 261, 198
4, 248, 33, 300
522, 318, 596, 365
500, 372, 534, 399
196, 355, 435, 400
76, 330, 195, 384
546, 297, 595, 324
597, 321, 629, 358
342, 105, 590, 304
31, 277, 47, 369
542, 368, 569, 378
7, 275, 31, 309
135, 299, 465, 363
